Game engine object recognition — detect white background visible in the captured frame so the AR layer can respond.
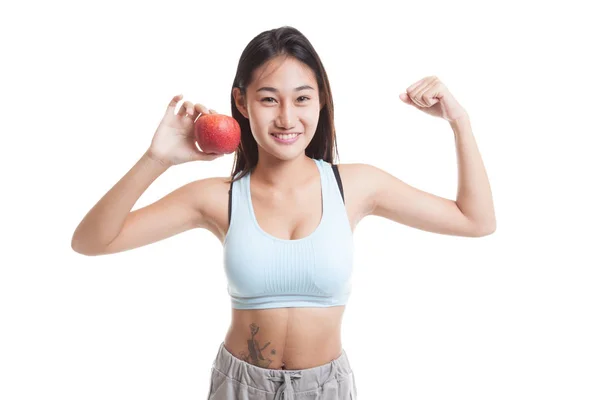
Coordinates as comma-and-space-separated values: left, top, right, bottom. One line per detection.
2, 0, 599, 399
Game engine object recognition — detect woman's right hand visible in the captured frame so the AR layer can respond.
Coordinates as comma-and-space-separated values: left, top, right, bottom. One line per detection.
146, 94, 224, 166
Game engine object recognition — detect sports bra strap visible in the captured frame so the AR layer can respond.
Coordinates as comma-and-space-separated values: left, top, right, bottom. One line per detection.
331, 164, 345, 203
228, 163, 345, 225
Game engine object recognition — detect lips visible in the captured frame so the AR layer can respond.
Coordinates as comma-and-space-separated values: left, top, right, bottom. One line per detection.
270, 131, 302, 144
271, 132, 302, 136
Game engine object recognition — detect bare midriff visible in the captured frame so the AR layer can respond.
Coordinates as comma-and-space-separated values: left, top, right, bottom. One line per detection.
223, 305, 346, 370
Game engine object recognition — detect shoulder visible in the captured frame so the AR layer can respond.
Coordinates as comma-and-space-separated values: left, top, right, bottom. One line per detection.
335, 162, 380, 189
180, 176, 231, 220
332, 162, 381, 216
197, 175, 232, 200
334, 162, 371, 178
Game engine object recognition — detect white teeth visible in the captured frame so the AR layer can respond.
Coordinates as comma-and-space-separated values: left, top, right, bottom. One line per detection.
273, 133, 299, 140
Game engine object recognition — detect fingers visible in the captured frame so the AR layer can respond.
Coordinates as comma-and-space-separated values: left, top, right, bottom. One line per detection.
165, 95, 215, 120
406, 76, 437, 107
406, 81, 421, 93
194, 103, 210, 115
193, 148, 224, 161
166, 94, 183, 113
413, 78, 437, 107
176, 100, 195, 118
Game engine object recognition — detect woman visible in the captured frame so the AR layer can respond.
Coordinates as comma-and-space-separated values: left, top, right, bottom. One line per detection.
71, 26, 495, 399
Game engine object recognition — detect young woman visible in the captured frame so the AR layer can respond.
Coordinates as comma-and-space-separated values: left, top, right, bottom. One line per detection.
72, 26, 495, 400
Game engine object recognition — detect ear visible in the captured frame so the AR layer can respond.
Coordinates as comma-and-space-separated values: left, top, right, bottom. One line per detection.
232, 87, 249, 119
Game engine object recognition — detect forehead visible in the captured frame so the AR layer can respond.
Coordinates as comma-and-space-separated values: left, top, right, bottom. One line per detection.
251, 56, 316, 89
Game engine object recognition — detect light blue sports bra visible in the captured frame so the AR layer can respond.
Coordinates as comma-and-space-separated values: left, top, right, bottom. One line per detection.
222, 158, 354, 310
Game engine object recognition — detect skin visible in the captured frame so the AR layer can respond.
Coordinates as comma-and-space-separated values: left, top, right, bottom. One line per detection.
201, 161, 368, 370
211, 56, 368, 370
203, 56, 494, 369
204, 57, 493, 370
73, 55, 494, 371
233, 55, 325, 191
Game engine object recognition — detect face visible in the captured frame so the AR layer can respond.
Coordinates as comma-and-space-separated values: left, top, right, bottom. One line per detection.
233, 55, 322, 161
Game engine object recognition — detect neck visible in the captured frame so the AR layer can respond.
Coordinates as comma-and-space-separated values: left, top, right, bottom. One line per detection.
251, 153, 315, 191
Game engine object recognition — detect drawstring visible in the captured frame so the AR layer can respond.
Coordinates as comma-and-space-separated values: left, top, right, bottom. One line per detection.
267, 360, 339, 399
268, 371, 303, 399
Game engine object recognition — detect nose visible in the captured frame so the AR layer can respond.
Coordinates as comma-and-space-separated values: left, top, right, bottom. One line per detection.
275, 103, 295, 130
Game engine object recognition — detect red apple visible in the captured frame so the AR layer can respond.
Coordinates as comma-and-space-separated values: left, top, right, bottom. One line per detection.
194, 114, 241, 154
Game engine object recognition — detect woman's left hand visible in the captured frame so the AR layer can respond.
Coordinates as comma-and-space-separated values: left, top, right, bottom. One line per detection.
399, 76, 468, 122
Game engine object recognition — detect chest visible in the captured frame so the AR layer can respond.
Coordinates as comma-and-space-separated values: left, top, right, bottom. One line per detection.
250, 177, 324, 241
207, 163, 369, 245
223, 206, 354, 303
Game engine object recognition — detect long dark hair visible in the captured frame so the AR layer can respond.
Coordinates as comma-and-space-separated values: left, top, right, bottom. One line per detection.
227, 26, 339, 184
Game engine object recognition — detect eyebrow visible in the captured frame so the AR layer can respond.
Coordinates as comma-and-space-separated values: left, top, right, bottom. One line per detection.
256, 85, 315, 93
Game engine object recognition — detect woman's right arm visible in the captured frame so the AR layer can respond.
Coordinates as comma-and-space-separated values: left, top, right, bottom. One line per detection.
71, 150, 206, 256
71, 94, 225, 256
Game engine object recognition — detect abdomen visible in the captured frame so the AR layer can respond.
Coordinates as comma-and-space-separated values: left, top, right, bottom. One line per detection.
223, 306, 345, 370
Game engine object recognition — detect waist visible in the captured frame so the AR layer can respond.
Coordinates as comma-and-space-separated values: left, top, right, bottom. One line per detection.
224, 306, 345, 370
210, 341, 353, 395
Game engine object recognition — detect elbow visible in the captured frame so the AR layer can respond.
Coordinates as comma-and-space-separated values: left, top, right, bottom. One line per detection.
71, 234, 104, 256
71, 238, 92, 256
475, 222, 496, 237
462, 214, 496, 237
71, 234, 83, 254
71, 226, 90, 255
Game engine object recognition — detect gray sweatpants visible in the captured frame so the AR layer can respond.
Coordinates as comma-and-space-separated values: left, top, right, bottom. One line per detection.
206, 341, 358, 399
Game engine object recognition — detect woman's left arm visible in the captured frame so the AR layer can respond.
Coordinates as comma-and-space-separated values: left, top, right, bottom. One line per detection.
360, 76, 496, 237
449, 114, 496, 234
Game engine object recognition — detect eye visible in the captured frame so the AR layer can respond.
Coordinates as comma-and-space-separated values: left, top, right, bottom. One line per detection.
260, 96, 311, 103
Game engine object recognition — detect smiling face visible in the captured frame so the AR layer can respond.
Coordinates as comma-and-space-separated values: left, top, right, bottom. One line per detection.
233, 55, 322, 162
